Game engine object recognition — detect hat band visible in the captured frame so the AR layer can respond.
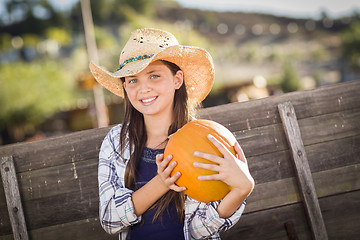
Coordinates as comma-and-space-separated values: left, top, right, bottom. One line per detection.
116, 54, 155, 71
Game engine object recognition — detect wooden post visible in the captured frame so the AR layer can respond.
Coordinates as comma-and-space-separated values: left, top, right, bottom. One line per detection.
0, 156, 29, 240
80, 0, 109, 128
278, 102, 328, 240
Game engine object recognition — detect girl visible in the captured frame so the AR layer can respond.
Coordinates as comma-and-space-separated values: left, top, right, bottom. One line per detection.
90, 28, 254, 240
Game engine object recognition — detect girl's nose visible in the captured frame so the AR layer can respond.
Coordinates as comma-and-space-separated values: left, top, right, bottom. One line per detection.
139, 82, 152, 94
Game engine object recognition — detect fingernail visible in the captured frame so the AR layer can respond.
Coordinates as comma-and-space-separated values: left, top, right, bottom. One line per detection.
171, 161, 177, 166
193, 151, 199, 156
207, 134, 213, 139
193, 162, 199, 167
176, 172, 181, 176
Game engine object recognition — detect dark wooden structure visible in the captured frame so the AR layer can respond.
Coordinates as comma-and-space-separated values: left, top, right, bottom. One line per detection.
0, 80, 359, 239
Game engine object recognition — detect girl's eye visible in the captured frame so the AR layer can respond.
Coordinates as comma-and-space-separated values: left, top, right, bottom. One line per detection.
150, 74, 160, 79
128, 79, 137, 84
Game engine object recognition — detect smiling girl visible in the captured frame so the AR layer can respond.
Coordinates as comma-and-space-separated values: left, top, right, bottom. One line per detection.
90, 28, 254, 240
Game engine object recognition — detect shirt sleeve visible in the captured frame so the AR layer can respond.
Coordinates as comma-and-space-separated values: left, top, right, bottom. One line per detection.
184, 196, 246, 239
98, 127, 141, 234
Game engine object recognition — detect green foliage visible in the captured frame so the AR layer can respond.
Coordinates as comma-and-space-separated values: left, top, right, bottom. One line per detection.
342, 21, 360, 69
22, 34, 40, 47
245, 43, 260, 62
280, 59, 300, 92
0, 60, 77, 129
1, 0, 69, 34
45, 27, 72, 46
90, 0, 155, 24
0, 34, 12, 52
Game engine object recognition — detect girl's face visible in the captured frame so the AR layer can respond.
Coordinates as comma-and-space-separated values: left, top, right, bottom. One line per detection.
123, 61, 183, 118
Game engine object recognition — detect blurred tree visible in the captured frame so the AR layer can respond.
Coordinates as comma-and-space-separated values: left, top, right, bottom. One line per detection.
0, 60, 77, 142
0, 0, 69, 35
341, 21, 360, 70
280, 59, 300, 92
22, 33, 40, 47
46, 27, 72, 46
88, 0, 155, 25
0, 33, 12, 52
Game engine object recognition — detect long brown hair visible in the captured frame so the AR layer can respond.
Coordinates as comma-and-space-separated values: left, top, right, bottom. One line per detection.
119, 60, 196, 222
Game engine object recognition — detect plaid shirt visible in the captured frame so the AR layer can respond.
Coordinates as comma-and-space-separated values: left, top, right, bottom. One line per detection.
98, 124, 246, 240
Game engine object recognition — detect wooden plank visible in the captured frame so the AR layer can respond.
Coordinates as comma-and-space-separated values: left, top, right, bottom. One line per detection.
1, 190, 357, 240
0, 162, 358, 234
23, 187, 99, 230
17, 159, 98, 202
221, 202, 312, 240
0, 126, 111, 173
246, 163, 360, 213
0, 129, 358, 211
247, 133, 360, 185
0, 159, 98, 207
0, 106, 358, 177
236, 108, 360, 157
278, 102, 328, 240
0, 134, 359, 209
319, 190, 360, 239
200, 80, 360, 132
0, 217, 117, 240
0, 156, 29, 240
29, 217, 117, 240
0, 189, 99, 235
0, 81, 359, 173
299, 108, 360, 146
221, 190, 360, 240
305, 134, 360, 174
0, 205, 11, 235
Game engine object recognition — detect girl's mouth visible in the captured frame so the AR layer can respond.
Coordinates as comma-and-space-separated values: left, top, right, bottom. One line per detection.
140, 96, 157, 105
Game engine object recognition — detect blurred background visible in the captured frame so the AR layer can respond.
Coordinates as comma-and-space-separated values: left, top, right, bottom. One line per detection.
0, 0, 359, 145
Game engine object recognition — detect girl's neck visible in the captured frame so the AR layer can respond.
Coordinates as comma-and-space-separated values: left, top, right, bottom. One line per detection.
144, 114, 173, 149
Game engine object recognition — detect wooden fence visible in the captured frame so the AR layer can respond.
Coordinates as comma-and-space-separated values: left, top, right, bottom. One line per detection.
0, 80, 359, 239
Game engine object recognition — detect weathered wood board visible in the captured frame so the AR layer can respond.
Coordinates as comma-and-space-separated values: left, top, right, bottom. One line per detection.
0, 80, 359, 239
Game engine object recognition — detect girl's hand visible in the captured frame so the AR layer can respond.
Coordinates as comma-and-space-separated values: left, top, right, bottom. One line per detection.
156, 154, 186, 192
193, 134, 254, 194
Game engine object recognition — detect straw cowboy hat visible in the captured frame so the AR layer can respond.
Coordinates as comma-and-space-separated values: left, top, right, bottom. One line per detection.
89, 28, 214, 105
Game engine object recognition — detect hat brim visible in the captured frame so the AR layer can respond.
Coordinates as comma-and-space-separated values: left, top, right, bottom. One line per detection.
89, 45, 214, 106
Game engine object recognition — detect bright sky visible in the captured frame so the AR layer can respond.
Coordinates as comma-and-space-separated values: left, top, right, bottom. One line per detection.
1, 0, 358, 22
174, 0, 359, 19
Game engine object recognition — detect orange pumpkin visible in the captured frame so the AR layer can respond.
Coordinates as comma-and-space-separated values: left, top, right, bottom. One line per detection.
164, 119, 237, 203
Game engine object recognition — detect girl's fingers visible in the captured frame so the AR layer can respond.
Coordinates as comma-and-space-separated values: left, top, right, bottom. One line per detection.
207, 134, 234, 159
168, 172, 186, 192
197, 173, 221, 181
193, 151, 222, 164
156, 154, 172, 172
170, 185, 187, 192
163, 171, 186, 192
157, 153, 183, 190
155, 154, 164, 169
193, 161, 221, 172
162, 160, 177, 177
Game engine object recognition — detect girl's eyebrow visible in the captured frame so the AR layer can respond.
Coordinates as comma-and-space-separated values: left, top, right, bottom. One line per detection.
126, 74, 137, 78
146, 70, 157, 75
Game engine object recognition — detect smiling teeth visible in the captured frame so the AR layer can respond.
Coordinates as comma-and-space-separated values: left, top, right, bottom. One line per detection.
142, 97, 156, 103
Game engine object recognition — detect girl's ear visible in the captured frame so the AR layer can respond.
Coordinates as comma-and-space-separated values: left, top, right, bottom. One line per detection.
174, 70, 184, 89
